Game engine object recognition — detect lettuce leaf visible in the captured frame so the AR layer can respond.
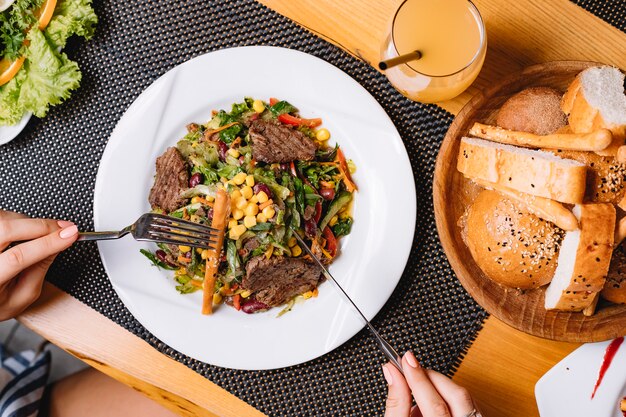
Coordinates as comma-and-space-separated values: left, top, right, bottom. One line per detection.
17, 27, 81, 118
0, 75, 25, 125
45, 0, 97, 49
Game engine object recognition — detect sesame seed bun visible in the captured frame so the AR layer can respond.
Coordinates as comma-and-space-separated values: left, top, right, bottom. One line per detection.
497, 87, 567, 135
462, 190, 564, 289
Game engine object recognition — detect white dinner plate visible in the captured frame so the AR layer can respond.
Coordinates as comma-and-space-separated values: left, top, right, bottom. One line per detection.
0, 112, 31, 146
536, 339, 626, 417
94, 46, 416, 370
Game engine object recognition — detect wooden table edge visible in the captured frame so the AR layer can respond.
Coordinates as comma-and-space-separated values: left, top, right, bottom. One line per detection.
18, 282, 266, 417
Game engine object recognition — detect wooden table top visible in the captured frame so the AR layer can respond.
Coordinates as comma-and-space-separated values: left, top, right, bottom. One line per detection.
17, 1, 626, 416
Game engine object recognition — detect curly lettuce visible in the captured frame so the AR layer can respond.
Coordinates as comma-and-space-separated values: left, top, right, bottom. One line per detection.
0, 0, 97, 126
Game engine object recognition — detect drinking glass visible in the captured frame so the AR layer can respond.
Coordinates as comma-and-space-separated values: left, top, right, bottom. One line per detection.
380, 0, 487, 103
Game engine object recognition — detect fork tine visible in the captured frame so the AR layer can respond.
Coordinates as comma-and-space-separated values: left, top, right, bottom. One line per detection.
144, 231, 218, 249
148, 214, 219, 234
139, 237, 216, 250
148, 230, 219, 246
149, 223, 218, 241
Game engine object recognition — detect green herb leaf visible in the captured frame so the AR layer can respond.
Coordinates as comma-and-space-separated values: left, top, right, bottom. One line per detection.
269, 100, 297, 117
140, 249, 176, 270
332, 217, 353, 237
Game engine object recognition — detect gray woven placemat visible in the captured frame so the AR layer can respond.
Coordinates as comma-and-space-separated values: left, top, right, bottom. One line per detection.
0, 0, 623, 415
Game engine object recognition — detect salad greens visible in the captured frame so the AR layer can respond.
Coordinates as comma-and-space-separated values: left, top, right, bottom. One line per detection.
0, 0, 97, 126
144, 97, 357, 313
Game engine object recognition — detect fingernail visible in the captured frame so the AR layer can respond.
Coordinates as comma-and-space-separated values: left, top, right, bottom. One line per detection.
404, 351, 419, 368
382, 365, 393, 385
57, 220, 74, 228
60, 225, 78, 239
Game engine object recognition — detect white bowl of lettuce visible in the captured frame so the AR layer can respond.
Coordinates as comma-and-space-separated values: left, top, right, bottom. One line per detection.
0, 0, 97, 144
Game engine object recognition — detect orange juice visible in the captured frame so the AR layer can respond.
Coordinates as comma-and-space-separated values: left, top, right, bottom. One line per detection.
381, 0, 486, 103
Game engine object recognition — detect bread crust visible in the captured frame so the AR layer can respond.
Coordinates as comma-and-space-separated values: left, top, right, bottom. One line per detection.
562, 74, 626, 156
458, 137, 587, 204
545, 203, 616, 311
601, 244, 626, 305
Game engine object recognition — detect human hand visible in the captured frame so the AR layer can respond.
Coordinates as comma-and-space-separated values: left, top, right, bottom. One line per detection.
0, 210, 79, 321
383, 351, 480, 417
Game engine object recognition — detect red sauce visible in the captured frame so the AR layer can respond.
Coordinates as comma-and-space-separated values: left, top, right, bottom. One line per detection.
591, 337, 624, 399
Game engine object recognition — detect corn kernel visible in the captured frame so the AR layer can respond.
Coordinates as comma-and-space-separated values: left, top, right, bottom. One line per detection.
232, 209, 244, 220
244, 202, 259, 216
240, 290, 252, 298
201, 249, 210, 260
228, 219, 238, 229
230, 190, 242, 200
213, 293, 223, 304
175, 267, 187, 276
329, 215, 339, 227
347, 160, 357, 174
227, 148, 240, 158
219, 283, 230, 295
232, 172, 247, 185
291, 245, 302, 257
302, 290, 314, 299
262, 206, 276, 219
178, 245, 191, 253
339, 210, 350, 219
256, 212, 268, 223
229, 224, 247, 240
250, 195, 259, 204
257, 190, 269, 203
243, 215, 257, 228
264, 245, 274, 259
252, 99, 265, 113
196, 248, 203, 254
204, 195, 215, 202
235, 197, 248, 210
191, 196, 202, 204
241, 185, 253, 200
245, 175, 255, 187
316, 128, 331, 141
288, 236, 297, 247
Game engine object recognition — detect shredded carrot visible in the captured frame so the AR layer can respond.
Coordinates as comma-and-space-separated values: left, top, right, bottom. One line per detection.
196, 197, 214, 207
203, 122, 239, 141
335, 148, 357, 192
258, 199, 273, 211
250, 158, 257, 167
177, 255, 191, 264
190, 280, 203, 288
202, 189, 231, 315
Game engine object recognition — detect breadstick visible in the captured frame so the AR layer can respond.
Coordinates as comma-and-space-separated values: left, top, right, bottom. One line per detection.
202, 189, 230, 315
621, 397, 626, 412
469, 123, 613, 151
474, 179, 579, 231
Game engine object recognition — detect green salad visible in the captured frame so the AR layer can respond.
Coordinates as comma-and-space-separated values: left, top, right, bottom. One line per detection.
143, 97, 357, 315
0, 0, 97, 126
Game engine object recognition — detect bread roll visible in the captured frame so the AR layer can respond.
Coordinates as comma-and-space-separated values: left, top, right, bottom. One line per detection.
601, 244, 626, 305
462, 190, 564, 289
497, 87, 567, 135
457, 137, 587, 204
561, 66, 626, 156
545, 204, 616, 311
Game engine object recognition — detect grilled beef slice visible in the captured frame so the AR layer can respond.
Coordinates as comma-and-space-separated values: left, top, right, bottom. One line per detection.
243, 256, 322, 306
249, 119, 316, 163
148, 147, 190, 212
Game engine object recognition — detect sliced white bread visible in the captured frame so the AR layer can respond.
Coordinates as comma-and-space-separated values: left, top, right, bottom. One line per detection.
457, 137, 587, 204
561, 66, 626, 156
545, 203, 616, 311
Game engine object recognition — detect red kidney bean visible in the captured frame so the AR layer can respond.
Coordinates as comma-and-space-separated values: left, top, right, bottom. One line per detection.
253, 182, 272, 198
189, 172, 203, 187
319, 188, 335, 201
185, 251, 192, 258
156, 250, 168, 262
242, 300, 270, 314
217, 141, 229, 161
304, 218, 317, 238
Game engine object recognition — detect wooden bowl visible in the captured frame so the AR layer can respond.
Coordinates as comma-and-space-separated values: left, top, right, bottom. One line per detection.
433, 61, 626, 343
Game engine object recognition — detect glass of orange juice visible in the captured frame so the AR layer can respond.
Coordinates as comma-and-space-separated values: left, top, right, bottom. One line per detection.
380, 0, 487, 103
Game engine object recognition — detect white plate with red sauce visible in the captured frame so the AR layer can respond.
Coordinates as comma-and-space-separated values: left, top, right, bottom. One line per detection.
536, 337, 626, 417
93, 46, 416, 370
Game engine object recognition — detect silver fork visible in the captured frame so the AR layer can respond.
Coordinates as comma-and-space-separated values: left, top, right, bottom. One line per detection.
77, 213, 220, 250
